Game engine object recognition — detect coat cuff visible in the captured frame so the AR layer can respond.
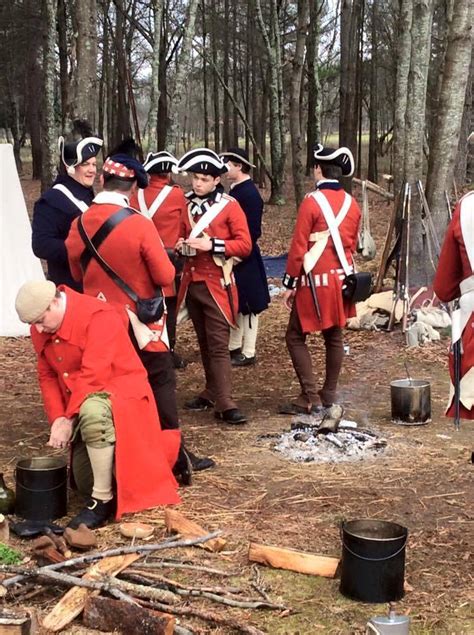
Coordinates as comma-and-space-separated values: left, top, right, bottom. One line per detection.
282, 273, 297, 289
211, 238, 226, 255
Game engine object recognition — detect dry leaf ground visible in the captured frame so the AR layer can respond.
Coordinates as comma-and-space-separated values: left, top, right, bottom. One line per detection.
0, 166, 472, 634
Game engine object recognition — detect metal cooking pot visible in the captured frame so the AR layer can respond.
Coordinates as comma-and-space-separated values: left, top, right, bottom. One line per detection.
390, 379, 431, 424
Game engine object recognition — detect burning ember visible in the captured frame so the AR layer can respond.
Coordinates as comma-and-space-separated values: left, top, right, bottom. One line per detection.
263, 412, 387, 464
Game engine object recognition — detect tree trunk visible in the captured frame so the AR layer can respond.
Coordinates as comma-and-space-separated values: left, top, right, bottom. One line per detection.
71, 0, 97, 127
157, 18, 168, 149
392, 0, 413, 195
404, 0, 434, 286
222, 0, 231, 149
306, 0, 322, 174
57, 0, 69, 130
289, 0, 309, 208
211, 2, 220, 152
426, 0, 473, 232
166, 0, 199, 152
202, 0, 209, 147
146, 0, 163, 150
367, 0, 378, 183
454, 46, 473, 188
41, 0, 58, 191
256, 0, 285, 204
112, 0, 132, 146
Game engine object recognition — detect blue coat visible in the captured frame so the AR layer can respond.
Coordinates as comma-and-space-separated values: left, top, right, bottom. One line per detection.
230, 179, 270, 315
32, 175, 94, 290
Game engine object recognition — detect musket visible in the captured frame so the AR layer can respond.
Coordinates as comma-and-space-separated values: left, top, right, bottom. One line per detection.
401, 183, 411, 333
306, 272, 322, 322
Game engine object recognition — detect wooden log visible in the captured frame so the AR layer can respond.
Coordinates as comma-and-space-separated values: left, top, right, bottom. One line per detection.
42, 553, 141, 632
248, 542, 339, 578
164, 510, 226, 553
0, 609, 31, 635
83, 596, 174, 634
353, 177, 394, 200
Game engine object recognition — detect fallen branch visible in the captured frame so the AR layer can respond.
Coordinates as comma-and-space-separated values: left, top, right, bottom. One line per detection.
140, 559, 237, 577
1, 531, 221, 588
124, 569, 243, 595
139, 599, 266, 635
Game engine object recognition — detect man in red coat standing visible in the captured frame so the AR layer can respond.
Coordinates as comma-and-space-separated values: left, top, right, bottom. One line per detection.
130, 151, 187, 369
434, 187, 474, 425
66, 154, 200, 484
15, 281, 180, 529
280, 144, 361, 415
175, 148, 252, 424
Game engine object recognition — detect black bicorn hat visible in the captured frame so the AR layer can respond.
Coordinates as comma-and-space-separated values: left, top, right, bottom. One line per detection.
58, 136, 103, 175
312, 143, 355, 177
177, 148, 227, 176
220, 147, 256, 168
143, 151, 179, 174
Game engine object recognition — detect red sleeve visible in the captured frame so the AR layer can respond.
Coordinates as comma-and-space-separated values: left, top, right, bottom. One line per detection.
139, 222, 176, 288
37, 353, 67, 423
64, 311, 124, 418
66, 218, 83, 282
433, 207, 463, 302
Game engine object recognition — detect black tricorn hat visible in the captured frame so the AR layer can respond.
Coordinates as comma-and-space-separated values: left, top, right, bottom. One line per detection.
143, 151, 179, 174
220, 147, 256, 168
58, 136, 103, 175
312, 143, 355, 177
177, 148, 227, 176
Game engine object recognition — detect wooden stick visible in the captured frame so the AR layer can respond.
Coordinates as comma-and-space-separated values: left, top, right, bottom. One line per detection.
1, 531, 221, 588
164, 510, 226, 552
353, 177, 394, 200
139, 560, 237, 576
248, 542, 339, 578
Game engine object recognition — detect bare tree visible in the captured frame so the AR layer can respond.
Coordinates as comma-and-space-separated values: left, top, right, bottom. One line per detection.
425, 0, 473, 228
41, 0, 57, 191
70, 0, 98, 127
147, 0, 164, 149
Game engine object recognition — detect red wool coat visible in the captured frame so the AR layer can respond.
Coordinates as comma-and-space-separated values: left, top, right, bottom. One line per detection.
130, 175, 187, 298
433, 191, 474, 420
66, 192, 176, 353
177, 194, 252, 325
31, 287, 180, 518
284, 184, 361, 332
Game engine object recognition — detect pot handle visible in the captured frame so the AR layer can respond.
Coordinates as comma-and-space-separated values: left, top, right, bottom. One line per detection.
366, 621, 381, 635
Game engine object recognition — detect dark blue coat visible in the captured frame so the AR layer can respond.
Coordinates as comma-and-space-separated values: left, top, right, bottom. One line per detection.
230, 179, 270, 315
32, 175, 94, 291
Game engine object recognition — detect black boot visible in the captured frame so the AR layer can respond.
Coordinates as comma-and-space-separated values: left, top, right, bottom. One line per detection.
67, 497, 115, 530
185, 449, 216, 471
173, 447, 193, 486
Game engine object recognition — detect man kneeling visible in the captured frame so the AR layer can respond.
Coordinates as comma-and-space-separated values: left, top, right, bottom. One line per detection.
15, 281, 180, 529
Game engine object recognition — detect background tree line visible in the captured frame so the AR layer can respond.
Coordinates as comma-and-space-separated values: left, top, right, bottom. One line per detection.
0, 0, 472, 283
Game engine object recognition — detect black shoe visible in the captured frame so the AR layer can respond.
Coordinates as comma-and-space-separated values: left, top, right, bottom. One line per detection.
184, 396, 215, 411
229, 347, 242, 361
214, 408, 248, 425
173, 447, 193, 486
10, 521, 64, 538
173, 353, 188, 369
185, 449, 216, 471
278, 403, 322, 415
67, 498, 115, 530
231, 353, 256, 367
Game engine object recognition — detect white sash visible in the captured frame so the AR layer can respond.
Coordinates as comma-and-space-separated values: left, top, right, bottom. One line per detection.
189, 197, 230, 238
137, 185, 173, 219
303, 191, 352, 274
52, 184, 89, 213
452, 193, 474, 345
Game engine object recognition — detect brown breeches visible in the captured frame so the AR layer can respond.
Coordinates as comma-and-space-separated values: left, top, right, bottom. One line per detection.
186, 282, 236, 412
285, 304, 344, 407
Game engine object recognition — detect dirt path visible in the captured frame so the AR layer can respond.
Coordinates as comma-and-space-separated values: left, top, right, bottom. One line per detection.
0, 173, 472, 633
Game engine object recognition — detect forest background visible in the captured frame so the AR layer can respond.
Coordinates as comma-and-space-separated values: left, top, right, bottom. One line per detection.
0, 0, 472, 284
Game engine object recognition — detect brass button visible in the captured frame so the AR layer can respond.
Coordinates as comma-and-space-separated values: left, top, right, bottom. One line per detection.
54, 339, 60, 344
57, 357, 63, 362
66, 389, 71, 393
63, 372, 69, 378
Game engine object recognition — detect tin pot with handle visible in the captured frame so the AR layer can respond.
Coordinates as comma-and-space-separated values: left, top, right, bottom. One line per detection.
366, 608, 410, 635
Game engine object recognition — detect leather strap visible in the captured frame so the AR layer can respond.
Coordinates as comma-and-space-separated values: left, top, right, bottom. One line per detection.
80, 207, 135, 272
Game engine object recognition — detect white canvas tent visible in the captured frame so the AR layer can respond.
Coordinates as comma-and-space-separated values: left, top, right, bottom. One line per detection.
0, 144, 45, 336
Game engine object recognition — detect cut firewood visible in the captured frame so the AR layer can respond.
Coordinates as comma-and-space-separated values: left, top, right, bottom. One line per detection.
164, 510, 226, 552
248, 542, 339, 578
42, 553, 141, 632
0, 608, 31, 635
83, 596, 175, 634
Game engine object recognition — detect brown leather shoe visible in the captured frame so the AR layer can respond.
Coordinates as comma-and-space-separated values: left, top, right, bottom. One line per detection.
278, 403, 322, 415
184, 396, 215, 411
